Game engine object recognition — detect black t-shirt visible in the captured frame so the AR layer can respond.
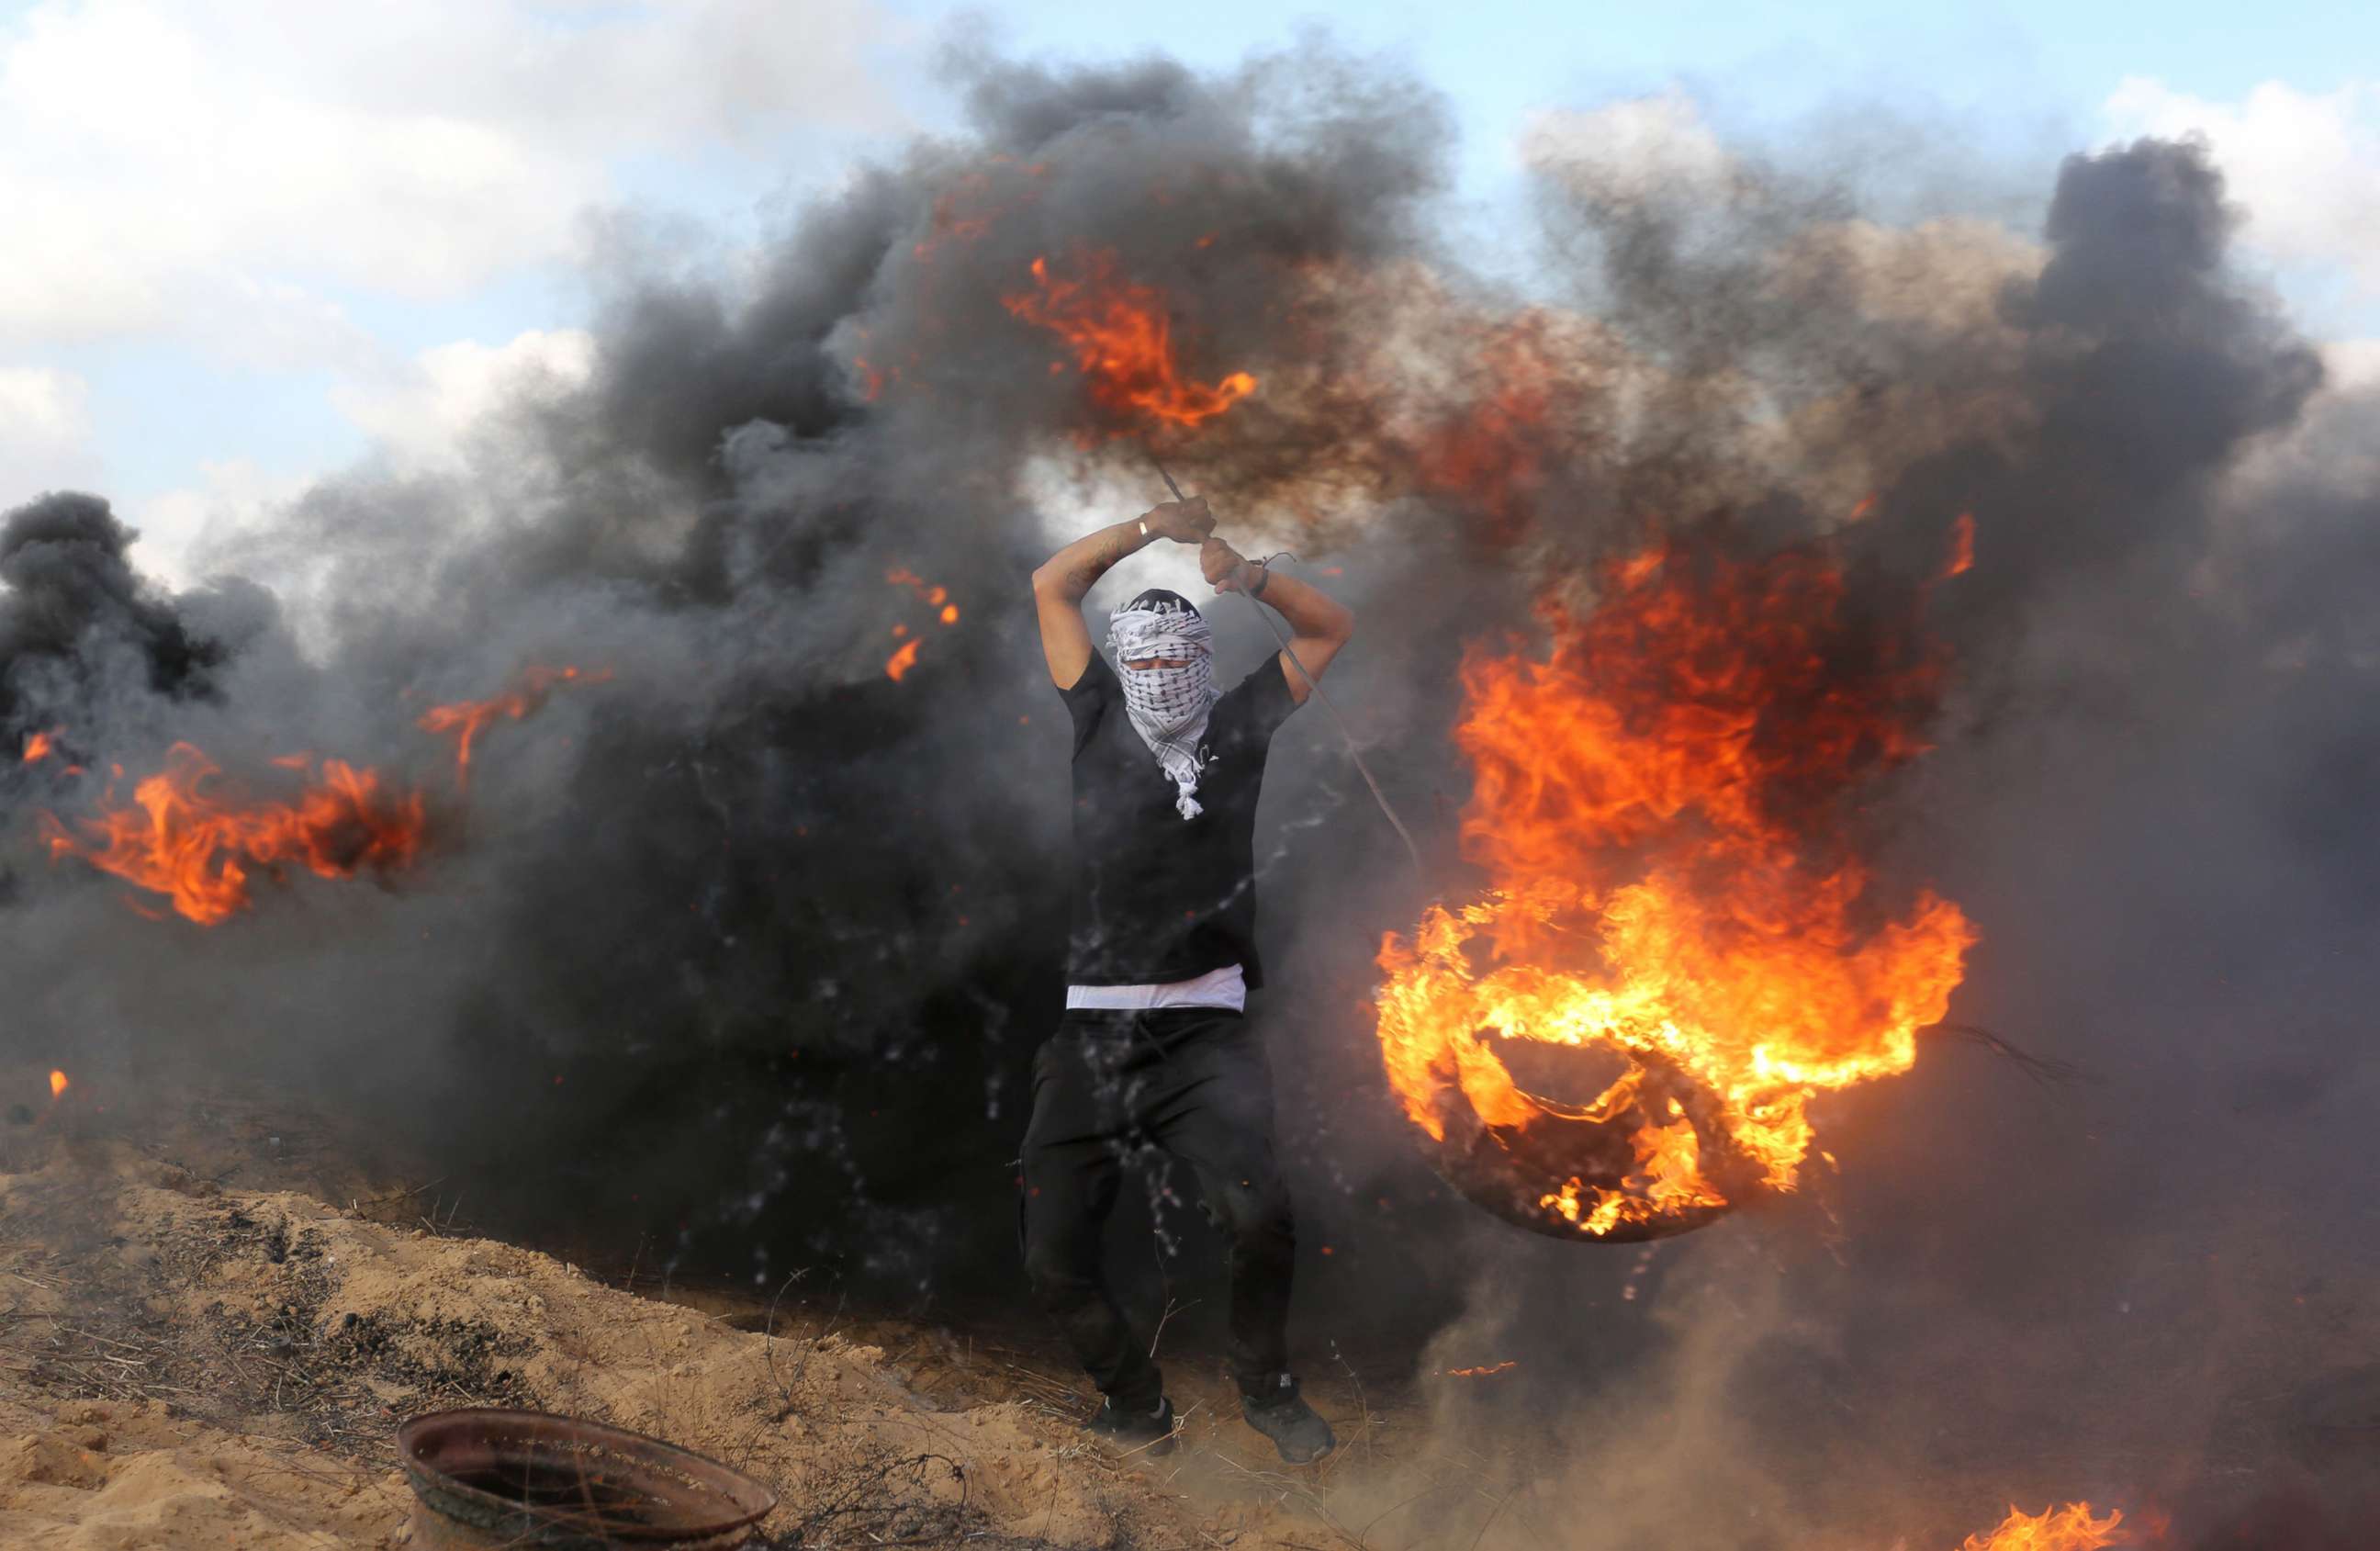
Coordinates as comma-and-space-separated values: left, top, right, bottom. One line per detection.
1060, 651, 1299, 987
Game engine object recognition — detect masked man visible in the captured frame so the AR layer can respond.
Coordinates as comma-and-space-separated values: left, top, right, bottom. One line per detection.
1021, 496, 1353, 1462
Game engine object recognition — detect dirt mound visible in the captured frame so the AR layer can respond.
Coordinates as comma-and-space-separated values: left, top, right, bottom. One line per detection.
0, 1135, 1321, 1547
0, 1397, 405, 1550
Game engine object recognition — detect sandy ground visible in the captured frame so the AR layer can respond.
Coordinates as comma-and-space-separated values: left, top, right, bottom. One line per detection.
0, 1151, 1335, 1548
0, 1147, 1359, 1549
3, 1066, 2373, 1550
0, 1069, 1400, 1549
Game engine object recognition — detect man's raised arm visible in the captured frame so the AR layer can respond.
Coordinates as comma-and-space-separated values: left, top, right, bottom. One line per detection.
1029, 498, 1214, 689
1200, 540, 1355, 706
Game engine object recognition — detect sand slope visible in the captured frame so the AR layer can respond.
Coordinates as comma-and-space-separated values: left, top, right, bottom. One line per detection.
0, 1139, 1310, 1548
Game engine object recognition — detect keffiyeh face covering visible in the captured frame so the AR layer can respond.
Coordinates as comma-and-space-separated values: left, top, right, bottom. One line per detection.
1107, 597, 1219, 820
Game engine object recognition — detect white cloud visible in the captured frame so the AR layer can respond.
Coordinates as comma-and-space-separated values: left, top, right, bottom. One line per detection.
329, 327, 597, 473
0, 364, 99, 495
0, 365, 87, 447
0, 0, 908, 353
118, 327, 602, 585
2102, 76, 2380, 294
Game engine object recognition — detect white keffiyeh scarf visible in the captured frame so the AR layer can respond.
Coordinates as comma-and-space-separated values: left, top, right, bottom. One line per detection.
1107, 598, 1219, 820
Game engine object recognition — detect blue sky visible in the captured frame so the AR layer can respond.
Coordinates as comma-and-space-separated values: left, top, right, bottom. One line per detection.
1, 1, 2374, 579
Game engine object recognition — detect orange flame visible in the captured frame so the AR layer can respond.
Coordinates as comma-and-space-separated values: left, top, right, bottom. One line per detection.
886, 567, 961, 626
882, 567, 961, 680
908, 165, 1023, 264
850, 325, 895, 402
40, 743, 427, 925
1956, 1502, 2127, 1551
48, 1069, 68, 1099
1945, 512, 1977, 579
1411, 315, 1576, 545
1442, 1361, 1518, 1377
22, 728, 57, 765
1375, 541, 1975, 1238
1003, 248, 1256, 429
418, 666, 608, 791
911, 194, 992, 262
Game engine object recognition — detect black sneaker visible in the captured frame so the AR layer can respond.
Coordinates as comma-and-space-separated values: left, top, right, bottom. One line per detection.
1082, 1395, 1177, 1455
1240, 1375, 1335, 1463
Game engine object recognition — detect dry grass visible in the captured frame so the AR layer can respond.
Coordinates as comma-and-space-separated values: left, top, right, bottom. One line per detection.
0, 1163, 524, 1456
0, 1154, 1143, 1548
0, 1076, 1444, 1549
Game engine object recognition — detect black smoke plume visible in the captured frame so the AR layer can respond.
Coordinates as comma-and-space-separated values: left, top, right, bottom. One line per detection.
0, 491, 226, 733
4, 40, 2377, 1542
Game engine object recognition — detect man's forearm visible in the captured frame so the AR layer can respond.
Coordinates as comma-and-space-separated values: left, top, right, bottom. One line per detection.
1032, 519, 1155, 603
1244, 567, 1353, 643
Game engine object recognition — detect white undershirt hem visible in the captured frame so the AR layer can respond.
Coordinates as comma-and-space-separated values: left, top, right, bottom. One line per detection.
1065, 962, 1247, 1014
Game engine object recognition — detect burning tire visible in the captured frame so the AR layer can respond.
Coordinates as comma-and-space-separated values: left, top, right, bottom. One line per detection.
1374, 540, 1979, 1247
1425, 1041, 1766, 1242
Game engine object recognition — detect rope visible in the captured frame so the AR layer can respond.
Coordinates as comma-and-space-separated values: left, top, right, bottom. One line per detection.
1145, 452, 1426, 876
1934, 1023, 2095, 1087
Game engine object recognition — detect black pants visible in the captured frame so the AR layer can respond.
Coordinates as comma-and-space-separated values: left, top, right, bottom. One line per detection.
1019, 1008, 1295, 1411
